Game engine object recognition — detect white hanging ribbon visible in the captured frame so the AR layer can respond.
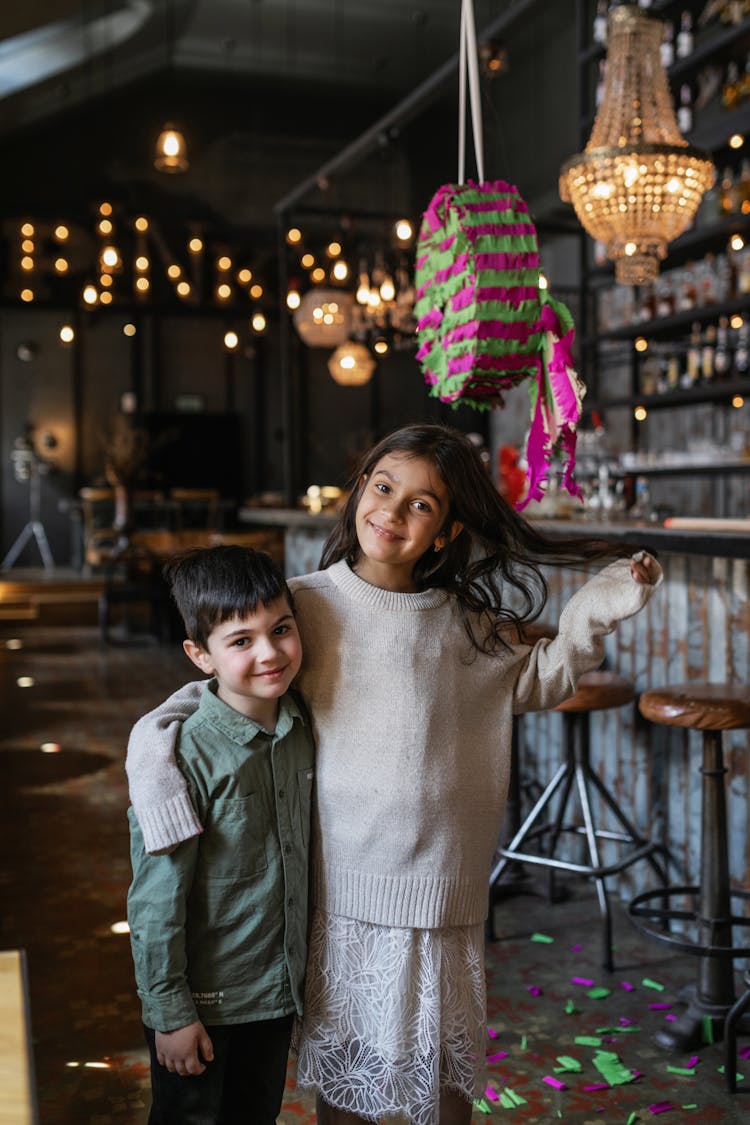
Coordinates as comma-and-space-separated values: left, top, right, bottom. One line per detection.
458, 0, 485, 185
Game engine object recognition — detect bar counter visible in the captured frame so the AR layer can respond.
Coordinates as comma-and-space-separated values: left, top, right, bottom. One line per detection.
240, 505, 750, 906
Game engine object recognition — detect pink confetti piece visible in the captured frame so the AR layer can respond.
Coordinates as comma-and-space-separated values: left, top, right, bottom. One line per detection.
572, 976, 594, 987
571, 943, 583, 952
486, 1052, 508, 1063
649, 1003, 672, 1010
585, 1084, 609, 1092
619, 1017, 634, 1026
527, 985, 542, 996
686, 1056, 700, 1068
487, 1028, 498, 1039
648, 1102, 674, 1114
665, 1014, 677, 1022
543, 1076, 566, 1090
484, 1086, 499, 1102
620, 981, 635, 991
739, 1046, 750, 1060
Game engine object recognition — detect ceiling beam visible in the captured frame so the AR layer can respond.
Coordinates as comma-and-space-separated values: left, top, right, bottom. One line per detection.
273, 0, 541, 217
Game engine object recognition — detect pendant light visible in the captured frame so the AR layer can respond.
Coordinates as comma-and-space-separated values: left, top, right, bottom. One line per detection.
153, 0, 188, 174
154, 123, 189, 173
559, 2, 714, 285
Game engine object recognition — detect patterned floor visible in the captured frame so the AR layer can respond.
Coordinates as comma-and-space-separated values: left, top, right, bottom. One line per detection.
1, 623, 749, 1123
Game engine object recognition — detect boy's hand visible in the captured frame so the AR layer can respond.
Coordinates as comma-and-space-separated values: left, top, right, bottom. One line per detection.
155, 1020, 214, 1076
630, 550, 660, 586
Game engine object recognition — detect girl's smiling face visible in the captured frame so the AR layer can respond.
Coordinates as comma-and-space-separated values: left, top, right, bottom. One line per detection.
353, 453, 460, 591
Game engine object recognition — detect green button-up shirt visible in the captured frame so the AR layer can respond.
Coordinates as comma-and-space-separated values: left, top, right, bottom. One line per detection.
127, 684, 314, 1031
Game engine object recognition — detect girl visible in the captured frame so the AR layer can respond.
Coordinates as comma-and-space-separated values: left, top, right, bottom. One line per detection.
127, 423, 661, 1125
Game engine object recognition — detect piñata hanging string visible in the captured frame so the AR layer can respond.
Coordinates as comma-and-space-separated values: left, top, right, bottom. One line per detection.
413, 0, 585, 508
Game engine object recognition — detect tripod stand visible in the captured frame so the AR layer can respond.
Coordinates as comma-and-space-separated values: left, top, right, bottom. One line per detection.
2, 450, 55, 570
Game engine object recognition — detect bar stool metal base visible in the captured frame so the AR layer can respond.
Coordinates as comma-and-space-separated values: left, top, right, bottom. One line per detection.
629, 883, 750, 1049
490, 697, 670, 972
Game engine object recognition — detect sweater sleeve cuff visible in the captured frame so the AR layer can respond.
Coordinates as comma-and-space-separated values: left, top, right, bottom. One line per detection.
138, 792, 203, 855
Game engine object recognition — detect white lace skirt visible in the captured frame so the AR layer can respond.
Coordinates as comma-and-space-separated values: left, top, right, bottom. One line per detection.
296, 908, 487, 1125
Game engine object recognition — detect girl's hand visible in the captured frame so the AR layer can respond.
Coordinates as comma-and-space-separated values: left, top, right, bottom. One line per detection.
630, 551, 660, 585
155, 1020, 214, 1076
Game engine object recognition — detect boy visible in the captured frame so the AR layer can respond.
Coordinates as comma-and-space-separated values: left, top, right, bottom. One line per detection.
127, 546, 314, 1125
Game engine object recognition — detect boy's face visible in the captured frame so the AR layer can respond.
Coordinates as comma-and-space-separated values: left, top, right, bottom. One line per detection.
183, 595, 302, 728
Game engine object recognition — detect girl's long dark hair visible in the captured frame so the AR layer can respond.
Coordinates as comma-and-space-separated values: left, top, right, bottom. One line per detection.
320, 423, 632, 655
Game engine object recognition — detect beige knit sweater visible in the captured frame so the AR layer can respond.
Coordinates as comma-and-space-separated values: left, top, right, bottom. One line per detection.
127, 557, 661, 929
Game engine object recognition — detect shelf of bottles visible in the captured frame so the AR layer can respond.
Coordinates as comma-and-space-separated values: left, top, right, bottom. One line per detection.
571, 1, 750, 520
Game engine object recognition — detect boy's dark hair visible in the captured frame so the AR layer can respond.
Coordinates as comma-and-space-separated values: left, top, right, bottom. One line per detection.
321, 423, 632, 655
163, 546, 293, 650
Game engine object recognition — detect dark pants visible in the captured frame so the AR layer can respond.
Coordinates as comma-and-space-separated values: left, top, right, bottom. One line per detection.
144, 1014, 294, 1125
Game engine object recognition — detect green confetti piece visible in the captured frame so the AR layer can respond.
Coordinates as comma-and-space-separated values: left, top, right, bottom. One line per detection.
520, 1033, 527, 1051
627, 1113, 640, 1125
531, 932, 554, 943
554, 1055, 582, 1073
500, 1087, 527, 1108
641, 977, 665, 991
702, 1016, 714, 1044
587, 986, 612, 999
472, 1097, 492, 1114
717, 1066, 743, 1082
592, 1048, 637, 1086
681, 1106, 698, 1110
564, 999, 580, 1015
596, 1025, 641, 1034
667, 1065, 696, 1076
575, 1035, 602, 1046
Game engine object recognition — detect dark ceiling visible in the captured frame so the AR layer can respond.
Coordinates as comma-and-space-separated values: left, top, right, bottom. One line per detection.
0, 0, 575, 296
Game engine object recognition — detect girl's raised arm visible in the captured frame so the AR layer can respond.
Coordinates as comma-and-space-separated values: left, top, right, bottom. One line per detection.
125, 681, 206, 854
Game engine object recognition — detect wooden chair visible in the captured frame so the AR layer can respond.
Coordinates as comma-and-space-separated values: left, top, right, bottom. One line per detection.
169, 488, 219, 532
78, 487, 117, 570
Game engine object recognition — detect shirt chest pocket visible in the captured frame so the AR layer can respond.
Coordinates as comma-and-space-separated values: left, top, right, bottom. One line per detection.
202, 793, 267, 881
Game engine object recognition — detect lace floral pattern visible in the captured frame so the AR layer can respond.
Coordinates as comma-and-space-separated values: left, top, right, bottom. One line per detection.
296, 909, 487, 1125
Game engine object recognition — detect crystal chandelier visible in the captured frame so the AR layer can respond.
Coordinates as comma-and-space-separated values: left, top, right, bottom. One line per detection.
559, 2, 715, 285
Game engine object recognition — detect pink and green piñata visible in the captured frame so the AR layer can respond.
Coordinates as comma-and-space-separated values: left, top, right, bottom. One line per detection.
414, 179, 586, 508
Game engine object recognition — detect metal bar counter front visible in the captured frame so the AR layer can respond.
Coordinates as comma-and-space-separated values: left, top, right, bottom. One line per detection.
240, 507, 750, 905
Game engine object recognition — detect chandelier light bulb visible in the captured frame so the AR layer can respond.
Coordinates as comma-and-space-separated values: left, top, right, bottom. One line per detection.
394, 219, 413, 242
379, 275, 396, 302
559, 4, 714, 285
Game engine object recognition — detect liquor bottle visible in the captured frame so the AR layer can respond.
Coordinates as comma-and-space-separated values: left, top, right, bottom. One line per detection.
719, 166, 739, 215
735, 323, 749, 376
684, 321, 702, 386
660, 21, 675, 68
630, 476, 653, 522
677, 84, 693, 133
676, 11, 694, 59
739, 158, 750, 214
701, 322, 717, 381
722, 61, 741, 110
593, 1, 608, 46
678, 263, 698, 310
714, 317, 731, 378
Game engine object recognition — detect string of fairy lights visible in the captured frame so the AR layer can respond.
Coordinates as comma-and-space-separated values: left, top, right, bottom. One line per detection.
12, 201, 269, 350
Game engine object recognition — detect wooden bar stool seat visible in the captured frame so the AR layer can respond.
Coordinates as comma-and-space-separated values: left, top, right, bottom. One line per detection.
629, 683, 750, 1056
490, 668, 669, 972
